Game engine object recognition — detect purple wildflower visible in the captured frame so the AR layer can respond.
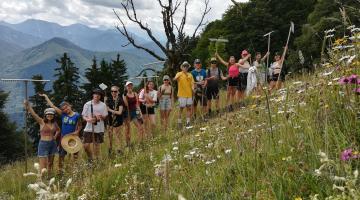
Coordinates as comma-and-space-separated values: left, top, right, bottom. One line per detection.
341, 149, 353, 161
348, 74, 358, 84
354, 88, 360, 95
338, 77, 349, 85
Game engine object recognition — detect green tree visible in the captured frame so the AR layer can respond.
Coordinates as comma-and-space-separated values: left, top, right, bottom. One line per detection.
0, 91, 24, 164
27, 75, 51, 152
53, 53, 83, 112
110, 54, 128, 93
82, 56, 101, 99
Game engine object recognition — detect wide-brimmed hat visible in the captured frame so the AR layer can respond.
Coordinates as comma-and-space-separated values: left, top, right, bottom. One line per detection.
44, 108, 56, 115
181, 61, 190, 67
125, 81, 133, 87
61, 134, 82, 154
210, 57, 217, 63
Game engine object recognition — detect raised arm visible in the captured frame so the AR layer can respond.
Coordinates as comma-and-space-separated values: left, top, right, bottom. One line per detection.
215, 52, 229, 66
261, 52, 270, 62
24, 100, 43, 125
39, 93, 62, 115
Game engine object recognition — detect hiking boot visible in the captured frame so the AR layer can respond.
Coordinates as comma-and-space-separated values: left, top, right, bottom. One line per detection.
185, 122, 191, 128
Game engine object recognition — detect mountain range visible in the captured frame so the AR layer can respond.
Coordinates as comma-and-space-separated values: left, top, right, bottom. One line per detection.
0, 19, 165, 123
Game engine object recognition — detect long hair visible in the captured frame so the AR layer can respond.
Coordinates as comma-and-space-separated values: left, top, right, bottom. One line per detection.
43, 115, 55, 123
145, 80, 154, 93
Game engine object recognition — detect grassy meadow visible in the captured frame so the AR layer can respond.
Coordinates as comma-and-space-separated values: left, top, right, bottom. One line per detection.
0, 36, 359, 200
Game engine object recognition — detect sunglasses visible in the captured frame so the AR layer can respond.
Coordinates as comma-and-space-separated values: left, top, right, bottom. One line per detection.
163, 79, 169, 81
195, 62, 201, 64
210, 61, 217, 64
111, 91, 119, 93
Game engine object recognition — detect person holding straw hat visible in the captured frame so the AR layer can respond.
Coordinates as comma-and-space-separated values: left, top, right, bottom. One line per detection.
40, 93, 82, 174
81, 89, 108, 162
23, 101, 60, 176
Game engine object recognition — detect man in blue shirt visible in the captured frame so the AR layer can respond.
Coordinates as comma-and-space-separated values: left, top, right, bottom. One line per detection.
40, 94, 82, 174
191, 59, 208, 119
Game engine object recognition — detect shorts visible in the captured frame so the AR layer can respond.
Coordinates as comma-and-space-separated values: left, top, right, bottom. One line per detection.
178, 97, 193, 108
140, 104, 155, 115
270, 73, 284, 82
38, 140, 58, 157
206, 87, 219, 100
228, 76, 239, 87
123, 109, 137, 121
159, 98, 172, 110
108, 115, 124, 127
83, 132, 104, 144
194, 94, 207, 106
238, 73, 248, 91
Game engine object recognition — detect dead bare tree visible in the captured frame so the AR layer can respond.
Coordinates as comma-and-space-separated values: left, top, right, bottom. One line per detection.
114, 0, 211, 76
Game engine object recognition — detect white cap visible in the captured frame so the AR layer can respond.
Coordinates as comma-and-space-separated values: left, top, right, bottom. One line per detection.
125, 81, 133, 87
44, 108, 56, 115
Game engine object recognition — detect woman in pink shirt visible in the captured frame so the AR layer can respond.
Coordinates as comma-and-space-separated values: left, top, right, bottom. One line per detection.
215, 53, 242, 111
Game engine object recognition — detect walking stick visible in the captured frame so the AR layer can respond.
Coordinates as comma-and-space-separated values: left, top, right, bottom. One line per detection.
1, 78, 50, 172
276, 22, 294, 88
263, 31, 275, 84
90, 103, 96, 159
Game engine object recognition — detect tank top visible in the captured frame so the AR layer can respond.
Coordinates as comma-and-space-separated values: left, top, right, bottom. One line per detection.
228, 64, 239, 78
40, 123, 58, 137
126, 94, 137, 111
159, 85, 172, 98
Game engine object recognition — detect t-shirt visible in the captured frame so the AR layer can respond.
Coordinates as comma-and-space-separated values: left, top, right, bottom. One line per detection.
239, 59, 251, 73
271, 61, 282, 75
191, 69, 207, 84
175, 71, 194, 98
228, 64, 239, 78
82, 100, 108, 133
61, 112, 80, 136
139, 89, 158, 107
106, 96, 125, 123
207, 67, 223, 88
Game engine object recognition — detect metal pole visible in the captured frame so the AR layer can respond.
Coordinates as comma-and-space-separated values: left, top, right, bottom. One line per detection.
24, 80, 28, 172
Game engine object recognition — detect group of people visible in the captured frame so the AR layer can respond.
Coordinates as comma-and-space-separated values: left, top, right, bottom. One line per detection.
23, 49, 286, 175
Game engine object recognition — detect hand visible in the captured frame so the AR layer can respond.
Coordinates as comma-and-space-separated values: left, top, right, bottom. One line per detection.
38, 93, 47, 98
96, 115, 103, 121
266, 51, 270, 56
23, 100, 29, 108
88, 117, 97, 123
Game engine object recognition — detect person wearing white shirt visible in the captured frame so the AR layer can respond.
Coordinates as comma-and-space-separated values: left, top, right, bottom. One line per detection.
82, 89, 108, 161
139, 81, 158, 137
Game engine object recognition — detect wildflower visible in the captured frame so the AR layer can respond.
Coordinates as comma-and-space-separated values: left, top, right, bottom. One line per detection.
200, 127, 207, 131
347, 74, 358, 84
178, 194, 187, 200
49, 177, 55, 186
338, 77, 349, 85
324, 28, 336, 34
325, 34, 334, 38
339, 55, 350, 62
340, 148, 356, 161
314, 169, 322, 176
77, 194, 87, 200
356, 88, 360, 95
318, 151, 329, 163
354, 170, 358, 178
332, 184, 345, 191
114, 164, 122, 168
172, 146, 179, 151
34, 163, 40, 171
225, 149, 232, 154
294, 197, 302, 200
65, 178, 72, 189
351, 27, 360, 33
347, 55, 356, 64
332, 176, 346, 181
322, 70, 334, 76
23, 172, 37, 177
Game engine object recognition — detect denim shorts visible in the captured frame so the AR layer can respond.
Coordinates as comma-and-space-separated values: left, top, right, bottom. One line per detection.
38, 140, 58, 157
159, 98, 172, 110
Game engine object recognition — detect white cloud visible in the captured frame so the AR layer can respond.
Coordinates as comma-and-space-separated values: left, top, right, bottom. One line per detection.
0, 0, 247, 38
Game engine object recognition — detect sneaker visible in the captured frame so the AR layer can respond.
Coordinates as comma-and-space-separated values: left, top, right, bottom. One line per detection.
186, 122, 191, 128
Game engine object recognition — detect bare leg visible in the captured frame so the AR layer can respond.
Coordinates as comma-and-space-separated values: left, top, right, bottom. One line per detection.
125, 120, 131, 147
94, 143, 100, 159
83, 143, 93, 160
108, 126, 113, 152
47, 155, 54, 176
39, 157, 47, 177
149, 114, 156, 137
58, 155, 65, 173
133, 120, 144, 142
113, 126, 123, 151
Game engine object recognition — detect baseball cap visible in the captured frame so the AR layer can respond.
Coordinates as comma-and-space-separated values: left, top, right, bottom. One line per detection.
194, 59, 201, 64
210, 57, 217, 63
125, 81, 133, 87
163, 75, 170, 80
92, 88, 104, 96
44, 108, 56, 115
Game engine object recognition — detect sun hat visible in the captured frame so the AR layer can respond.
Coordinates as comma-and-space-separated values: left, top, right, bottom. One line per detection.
44, 108, 56, 115
181, 61, 190, 67
61, 134, 83, 154
241, 50, 249, 56
163, 75, 170, 81
125, 81, 133, 87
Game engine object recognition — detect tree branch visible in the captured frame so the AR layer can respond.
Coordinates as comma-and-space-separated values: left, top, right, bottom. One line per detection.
191, 0, 211, 38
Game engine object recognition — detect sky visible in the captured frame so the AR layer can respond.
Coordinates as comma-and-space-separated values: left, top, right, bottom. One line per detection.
0, 0, 247, 38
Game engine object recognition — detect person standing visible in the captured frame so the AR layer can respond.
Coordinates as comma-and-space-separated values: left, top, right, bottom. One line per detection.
40, 94, 82, 173
139, 80, 158, 137
237, 50, 252, 105
158, 75, 173, 131
105, 86, 125, 155
269, 48, 287, 91
215, 53, 240, 111
191, 59, 208, 120
206, 57, 227, 115
174, 61, 194, 128
23, 101, 59, 176
253, 52, 270, 94
123, 81, 144, 145
81, 89, 108, 162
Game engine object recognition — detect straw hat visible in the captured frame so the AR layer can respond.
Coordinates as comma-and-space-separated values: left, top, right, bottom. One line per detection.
61, 134, 82, 154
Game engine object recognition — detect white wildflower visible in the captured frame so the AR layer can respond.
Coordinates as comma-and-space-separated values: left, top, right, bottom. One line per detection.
310, 194, 319, 200
347, 55, 356, 64
23, 172, 37, 177
339, 55, 350, 62
78, 194, 87, 200
172, 146, 179, 151
331, 176, 346, 182
324, 28, 335, 34
314, 169, 322, 176
114, 164, 122, 168
325, 34, 334, 38
34, 163, 40, 171
332, 184, 345, 191
354, 170, 358, 179
200, 127, 207, 131
178, 194, 187, 200
225, 149, 232, 154
327, 82, 333, 86
347, 25, 355, 30
28, 183, 40, 192
49, 177, 55, 186
293, 81, 303, 85
351, 27, 360, 33
65, 178, 72, 190
185, 126, 193, 129
206, 143, 213, 148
